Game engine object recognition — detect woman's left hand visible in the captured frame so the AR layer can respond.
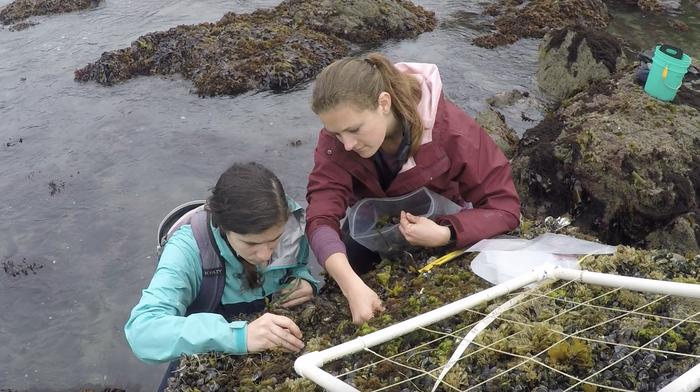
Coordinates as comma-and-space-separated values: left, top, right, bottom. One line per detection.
398, 211, 451, 248
279, 278, 314, 308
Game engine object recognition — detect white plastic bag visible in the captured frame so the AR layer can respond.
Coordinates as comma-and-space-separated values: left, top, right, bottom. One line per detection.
468, 233, 616, 285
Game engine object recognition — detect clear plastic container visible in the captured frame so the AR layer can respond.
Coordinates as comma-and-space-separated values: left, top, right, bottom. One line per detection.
347, 187, 464, 253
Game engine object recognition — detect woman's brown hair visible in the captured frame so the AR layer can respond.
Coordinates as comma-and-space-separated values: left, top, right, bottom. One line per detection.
311, 53, 423, 156
206, 162, 289, 289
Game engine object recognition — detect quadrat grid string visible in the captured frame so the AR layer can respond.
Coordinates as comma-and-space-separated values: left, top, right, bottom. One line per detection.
327, 279, 700, 391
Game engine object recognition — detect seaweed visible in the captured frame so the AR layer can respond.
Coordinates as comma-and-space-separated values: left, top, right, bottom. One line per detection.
75, 0, 436, 97
165, 241, 700, 391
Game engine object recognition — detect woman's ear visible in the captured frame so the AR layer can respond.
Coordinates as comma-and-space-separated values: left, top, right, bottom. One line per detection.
378, 92, 392, 115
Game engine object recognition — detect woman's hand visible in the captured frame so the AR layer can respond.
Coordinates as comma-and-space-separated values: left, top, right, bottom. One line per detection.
324, 253, 384, 325
246, 313, 304, 353
279, 278, 314, 308
398, 211, 451, 247
344, 278, 385, 325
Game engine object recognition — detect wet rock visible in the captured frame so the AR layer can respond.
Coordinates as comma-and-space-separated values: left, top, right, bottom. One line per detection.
638, 0, 665, 11
645, 211, 700, 253
5, 137, 23, 147
440, 10, 494, 34
474, 108, 519, 159
668, 18, 689, 32
472, 0, 609, 48
483, 89, 546, 136
2, 258, 44, 277
606, 0, 682, 13
48, 180, 65, 196
0, 0, 101, 28
675, 72, 700, 111
512, 65, 700, 252
75, 0, 436, 97
485, 89, 528, 109
537, 26, 625, 102
8, 20, 37, 31
276, 0, 436, 45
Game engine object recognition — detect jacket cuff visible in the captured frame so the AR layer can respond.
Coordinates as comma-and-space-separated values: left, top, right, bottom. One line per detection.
435, 214, 468, 247
309, 226, 347, 267
229, 321, 248, 354
290, 271, 322, 295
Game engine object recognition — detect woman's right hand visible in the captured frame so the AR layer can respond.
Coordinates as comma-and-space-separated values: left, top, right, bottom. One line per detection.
325, 253, 385, 325
246, 313, 304, 353
345, 279, 385, 325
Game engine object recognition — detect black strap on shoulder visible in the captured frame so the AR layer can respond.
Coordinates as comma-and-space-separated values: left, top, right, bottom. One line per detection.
186, 210, 226, 315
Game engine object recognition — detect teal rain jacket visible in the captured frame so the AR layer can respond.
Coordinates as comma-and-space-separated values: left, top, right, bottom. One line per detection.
124, 199, 320, 363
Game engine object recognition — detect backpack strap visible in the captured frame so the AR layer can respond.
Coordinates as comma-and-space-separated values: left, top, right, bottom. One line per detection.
185, 210, 226, 315
156, 200, 206, 258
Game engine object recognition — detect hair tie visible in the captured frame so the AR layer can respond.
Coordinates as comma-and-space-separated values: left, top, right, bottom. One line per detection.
364, 58, 375, 68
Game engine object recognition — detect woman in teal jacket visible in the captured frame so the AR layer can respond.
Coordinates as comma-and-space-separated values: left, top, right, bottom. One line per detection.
125, 162, 320, 390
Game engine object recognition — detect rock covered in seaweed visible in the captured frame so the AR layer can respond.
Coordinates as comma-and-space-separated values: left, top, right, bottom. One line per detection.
0, 0, 101, 29
273, 0, 437, 44
606, 0, 683, 13
512, 63, 700, 252
164, 245, 700, 391
472, 0, 609, 48
74, 0, 436, 97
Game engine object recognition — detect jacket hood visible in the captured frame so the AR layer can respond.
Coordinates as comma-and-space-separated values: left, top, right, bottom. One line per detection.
394, 62, 443, 144
393, 62, 443, 172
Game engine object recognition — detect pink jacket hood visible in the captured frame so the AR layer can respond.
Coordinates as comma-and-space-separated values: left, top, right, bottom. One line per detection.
393, 62, 443, 172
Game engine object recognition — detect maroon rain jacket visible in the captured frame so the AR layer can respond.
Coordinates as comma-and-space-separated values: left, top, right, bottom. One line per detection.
306, 64, 520, 254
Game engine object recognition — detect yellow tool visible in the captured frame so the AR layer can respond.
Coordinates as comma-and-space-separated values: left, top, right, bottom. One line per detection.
662, 65, 669, 80
418, 248, 468, 273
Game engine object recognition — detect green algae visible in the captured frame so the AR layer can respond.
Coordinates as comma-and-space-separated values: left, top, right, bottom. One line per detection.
165, 244, 700, 391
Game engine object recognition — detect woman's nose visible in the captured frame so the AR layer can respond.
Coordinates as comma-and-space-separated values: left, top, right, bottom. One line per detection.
256, 243, 275, 261
340, 135, 356, 151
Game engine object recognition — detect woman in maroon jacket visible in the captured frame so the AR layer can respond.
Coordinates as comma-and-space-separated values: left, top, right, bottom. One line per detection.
306, 52, 520, 324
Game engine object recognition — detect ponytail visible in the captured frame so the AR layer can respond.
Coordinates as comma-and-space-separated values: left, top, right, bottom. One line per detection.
312, 53, 424, 156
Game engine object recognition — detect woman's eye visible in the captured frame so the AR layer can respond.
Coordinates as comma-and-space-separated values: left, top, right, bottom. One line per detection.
348, 128, 359, 133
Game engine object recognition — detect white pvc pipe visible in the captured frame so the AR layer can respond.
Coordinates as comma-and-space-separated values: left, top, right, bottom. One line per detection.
431, 287, 538, 392
659, 361, 700, 392
294, 267, 550, 390
294, 352, 359, 392
553, 268, 700, 298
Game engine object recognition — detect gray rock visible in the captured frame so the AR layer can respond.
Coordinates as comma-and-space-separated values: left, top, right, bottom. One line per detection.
645, 212, 700, 253
536, 27, 625, 102
475, 108, 519, 160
